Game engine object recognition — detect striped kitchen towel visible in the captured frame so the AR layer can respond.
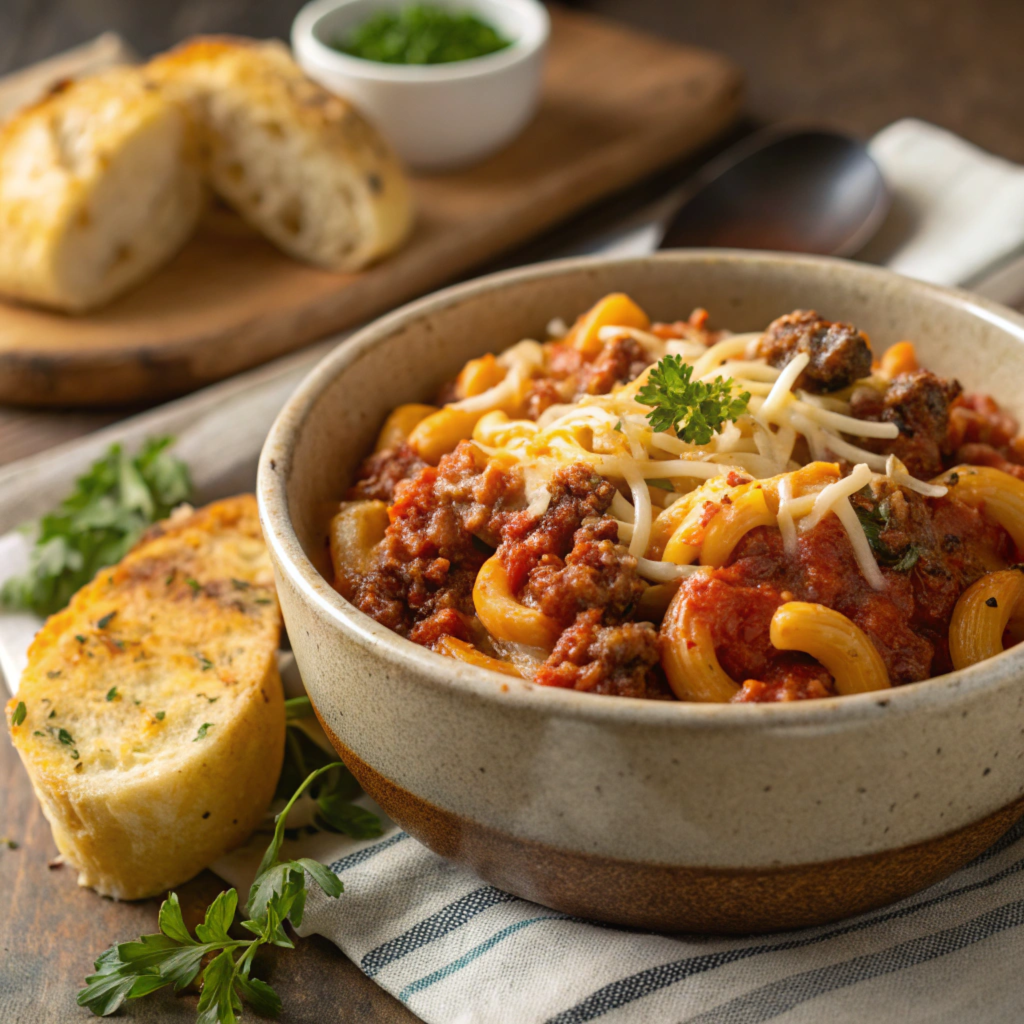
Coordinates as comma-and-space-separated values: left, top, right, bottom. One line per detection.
215, 810, 1024, 1023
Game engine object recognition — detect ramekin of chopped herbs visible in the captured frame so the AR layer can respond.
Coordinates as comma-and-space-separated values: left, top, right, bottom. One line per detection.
292, 0, 550, 169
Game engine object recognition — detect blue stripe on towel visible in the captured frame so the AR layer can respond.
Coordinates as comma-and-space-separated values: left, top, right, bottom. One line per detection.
687, 896, 1024, 1024
399, 915, 571, 1003
328, 831, 410, 874
362, 886, 522, 977
547, 851, 1024, 1024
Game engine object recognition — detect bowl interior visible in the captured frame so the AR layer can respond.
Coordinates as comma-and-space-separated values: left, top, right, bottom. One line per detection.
276, 252, 1024, 595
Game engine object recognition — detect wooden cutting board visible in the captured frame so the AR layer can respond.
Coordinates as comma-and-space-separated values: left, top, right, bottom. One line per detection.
0, 7, 742, 407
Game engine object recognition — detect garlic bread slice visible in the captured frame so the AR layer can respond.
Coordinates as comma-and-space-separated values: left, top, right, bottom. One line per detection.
6, 494, 284, 900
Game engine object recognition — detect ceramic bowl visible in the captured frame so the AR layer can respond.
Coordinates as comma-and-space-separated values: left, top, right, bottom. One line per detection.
258, 251, 1024, 933
292, 0, 549, 171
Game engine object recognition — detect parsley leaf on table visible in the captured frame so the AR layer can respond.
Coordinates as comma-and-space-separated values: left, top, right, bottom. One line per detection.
637, 355, 751, 445
2, 438, 191, 617
77, 765, 343, 1022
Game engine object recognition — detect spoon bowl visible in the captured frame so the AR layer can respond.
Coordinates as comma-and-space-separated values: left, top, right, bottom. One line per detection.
659, 128, 890, 257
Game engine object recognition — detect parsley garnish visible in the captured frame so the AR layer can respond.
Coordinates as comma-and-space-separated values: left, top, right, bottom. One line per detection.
1, 439, 191, 617
637, 355, 751, 445
193, 723, 213, 742
106, 687, 118, 702
198, 655, 214, 672
58, 728, 74, 746
97, 612, 116, 630
12, 701, 26, 726
185, 577, 202, 595
77, 765, 344, 1021
155, 711, 166, 721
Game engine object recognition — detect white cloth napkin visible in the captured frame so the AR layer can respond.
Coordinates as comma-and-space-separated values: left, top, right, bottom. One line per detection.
7, 118, 1024, 1024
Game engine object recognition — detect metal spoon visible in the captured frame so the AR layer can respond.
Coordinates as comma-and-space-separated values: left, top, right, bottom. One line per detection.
657, 127, 890, 257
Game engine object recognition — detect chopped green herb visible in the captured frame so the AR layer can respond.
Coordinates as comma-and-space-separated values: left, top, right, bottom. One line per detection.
96, 612, 116, 630
77, 766, 344, 1023
1, 438, 191, 617
185, 577, 201, 594
1, 838, 17, 850
231, 578, 251, 591
337, 4, 511, 65
193, 722, 213, 742
12, 701, 26, 726
75, 634, 86, 644
70, 749, 80, 760
198, 655, 214, 671
854, 494, 920, 572
613, 420, 623, 433
48, 709, 56, 719
165, 572, 175, 586
105, 687, 118, 702
33, 730, 45, 737
47, 669, 61, 678
155, 711, 166, 722
647, 478, 675, 491
637, 355, 751, 445
254, 597, 273, 605
58, 728, 74, 746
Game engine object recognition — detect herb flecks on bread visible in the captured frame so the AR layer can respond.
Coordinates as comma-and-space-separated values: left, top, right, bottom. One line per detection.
6, 494, 285, 900
148, 37, 414, 272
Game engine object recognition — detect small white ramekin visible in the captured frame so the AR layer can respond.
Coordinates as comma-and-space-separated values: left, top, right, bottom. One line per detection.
292, 0, 550, 171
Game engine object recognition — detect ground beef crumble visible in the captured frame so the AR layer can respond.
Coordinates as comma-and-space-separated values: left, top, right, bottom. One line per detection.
534, 609, 668, 698
756, 309, 873, 393
850, 370, 962, 478
347, 443, 427, 503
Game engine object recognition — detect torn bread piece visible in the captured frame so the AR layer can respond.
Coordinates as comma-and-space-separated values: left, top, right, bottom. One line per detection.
0, 67, 205, 312
148, 37, 413, 271
6, 495, 285, 900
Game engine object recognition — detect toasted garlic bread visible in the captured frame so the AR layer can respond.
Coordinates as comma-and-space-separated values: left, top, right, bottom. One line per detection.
6, 495, 284, 900
0, 67, 205, 313
147, 37, 413, 272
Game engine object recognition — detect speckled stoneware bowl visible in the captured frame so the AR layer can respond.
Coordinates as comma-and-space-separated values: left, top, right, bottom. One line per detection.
258, 251, 1024, 933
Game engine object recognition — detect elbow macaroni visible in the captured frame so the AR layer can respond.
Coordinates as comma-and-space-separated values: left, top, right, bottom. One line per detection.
472, 554, 562, 650
949, 569, 1024, 670
934, 465, 1024, 551
769, 602, 890, 694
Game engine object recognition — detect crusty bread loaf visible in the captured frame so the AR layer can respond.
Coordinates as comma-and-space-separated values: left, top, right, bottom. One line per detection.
0, 67, 205, 313
5, 495, 285, 900
148, 37, 413, 271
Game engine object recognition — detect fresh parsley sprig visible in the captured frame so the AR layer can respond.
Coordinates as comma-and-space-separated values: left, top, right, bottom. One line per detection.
2, 438, 191, 617
637, 355, 751, 445
278, 705, 383, 841
78, 765, 344, 1022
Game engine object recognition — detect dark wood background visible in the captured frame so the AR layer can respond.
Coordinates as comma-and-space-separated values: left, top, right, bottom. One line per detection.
3, 0, 1024, 1021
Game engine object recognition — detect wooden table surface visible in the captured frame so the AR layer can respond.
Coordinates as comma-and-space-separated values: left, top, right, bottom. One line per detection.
3, 0, 1024, 1021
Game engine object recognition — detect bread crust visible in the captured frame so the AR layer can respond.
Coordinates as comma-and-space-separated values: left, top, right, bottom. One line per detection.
5, 495, 285, 900
147, 37, 413, 271
0, 67, 205, 312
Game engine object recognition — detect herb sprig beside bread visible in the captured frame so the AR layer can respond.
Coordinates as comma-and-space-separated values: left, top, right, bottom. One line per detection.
78, 764, 346, 1022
